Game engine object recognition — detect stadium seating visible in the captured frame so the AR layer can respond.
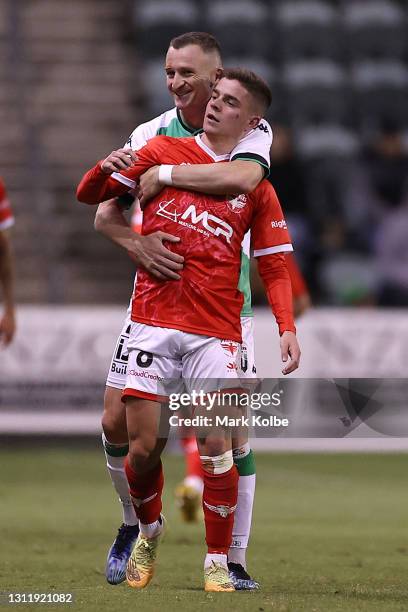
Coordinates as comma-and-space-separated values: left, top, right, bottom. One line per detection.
274, 0, 343, 61
342, 0, 407, 61
351, 60, 408, 127
206, 0, 271, 57
282, 59, 351, 125
133, 0, 200, 57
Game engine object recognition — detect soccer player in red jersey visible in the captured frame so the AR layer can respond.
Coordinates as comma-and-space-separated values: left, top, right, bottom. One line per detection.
94, 33, 273, 590
78, 69, 300, 591
0, 178, 16, 346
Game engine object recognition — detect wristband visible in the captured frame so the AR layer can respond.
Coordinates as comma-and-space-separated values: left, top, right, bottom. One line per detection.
158, 165, 174, 186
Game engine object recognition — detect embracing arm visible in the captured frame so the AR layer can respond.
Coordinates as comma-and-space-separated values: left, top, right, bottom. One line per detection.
138, 160, 265, 206
171, 159, 264, 194
76, 162, 130, 205
94, 200, 184, 281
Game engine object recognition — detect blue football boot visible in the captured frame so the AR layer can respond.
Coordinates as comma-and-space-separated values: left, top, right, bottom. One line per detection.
228, 562, 260, 590
106, 523, 140, 584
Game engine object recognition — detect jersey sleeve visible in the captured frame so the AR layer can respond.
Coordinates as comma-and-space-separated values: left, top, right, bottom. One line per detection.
77, 137, 168, 205
0, 179, 14, 231
111, 136, 170, 189
230, 119, 273, 176
250, 181, 293, 257
124, 115, 163, 151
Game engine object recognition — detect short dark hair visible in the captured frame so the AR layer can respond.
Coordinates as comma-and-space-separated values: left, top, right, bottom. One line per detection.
222, 68, 272, 115
169, 32, 222, 60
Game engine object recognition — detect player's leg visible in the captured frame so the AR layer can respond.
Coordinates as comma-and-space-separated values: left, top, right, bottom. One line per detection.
183, 334, 241, 591
123, 323, 180, 589
102, 318, 139, 585
196, 429, 238, 592
229, 315, 259, 589
124, 394, 168, 590
228, 317, 259, 590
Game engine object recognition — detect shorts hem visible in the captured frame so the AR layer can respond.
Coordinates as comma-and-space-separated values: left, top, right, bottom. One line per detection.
122, 388, 168, 403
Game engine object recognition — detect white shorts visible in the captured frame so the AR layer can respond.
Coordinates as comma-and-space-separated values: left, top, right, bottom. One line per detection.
123, 321, 256, 401
106, 313, 256, 390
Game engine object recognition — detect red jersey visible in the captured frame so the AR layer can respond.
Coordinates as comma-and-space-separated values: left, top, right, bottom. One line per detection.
77, 135, 293, 342
0, 178, 14, 231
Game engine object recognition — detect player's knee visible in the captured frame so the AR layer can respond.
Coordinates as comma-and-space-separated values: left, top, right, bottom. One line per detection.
128, 439, 156, 472
101, 410, 126, 443
200, 437, 229, 459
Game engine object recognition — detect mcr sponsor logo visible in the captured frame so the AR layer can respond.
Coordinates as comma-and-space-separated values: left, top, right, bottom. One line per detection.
156, 199, 233, 243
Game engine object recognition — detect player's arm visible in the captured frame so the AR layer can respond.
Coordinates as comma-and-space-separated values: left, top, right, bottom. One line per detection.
94, 199, 184, 281
139, 122, 272, 205
251, 181, 300, 374
139, 160, 264, 206
76, 138, 163, 205
169, 159, 263, 194
256, 252, 300, 375
0, 229, 16, 346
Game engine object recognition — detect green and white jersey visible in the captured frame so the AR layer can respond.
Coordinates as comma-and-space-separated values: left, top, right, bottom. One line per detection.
126, 107, 273, 318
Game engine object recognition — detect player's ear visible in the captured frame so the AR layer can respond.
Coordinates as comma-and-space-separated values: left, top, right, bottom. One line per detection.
213, 67, 223, 86
248, 115, 261, 130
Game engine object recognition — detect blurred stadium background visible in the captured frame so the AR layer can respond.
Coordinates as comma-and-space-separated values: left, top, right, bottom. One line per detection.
2, 1, 408, 609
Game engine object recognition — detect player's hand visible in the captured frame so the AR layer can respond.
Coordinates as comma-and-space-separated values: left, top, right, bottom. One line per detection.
139, 166, 162, 209
133, 231, 184, 280
280, 331, 300, 375
100, 148, 138, 175
0, 308, 16, 347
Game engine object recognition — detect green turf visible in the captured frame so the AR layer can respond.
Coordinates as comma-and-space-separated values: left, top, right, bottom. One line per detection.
1, 448, 408, 611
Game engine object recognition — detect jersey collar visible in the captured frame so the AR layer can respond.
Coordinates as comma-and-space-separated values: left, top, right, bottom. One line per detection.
176, 109, 203, 135
195, 134, 230, 162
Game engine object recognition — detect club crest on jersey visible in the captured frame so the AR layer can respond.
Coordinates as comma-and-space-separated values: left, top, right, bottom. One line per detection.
227, 193, 247, 214
156, 199, 233, 243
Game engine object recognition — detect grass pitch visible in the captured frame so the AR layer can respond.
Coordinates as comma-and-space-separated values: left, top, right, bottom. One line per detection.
1, 446, 408, 611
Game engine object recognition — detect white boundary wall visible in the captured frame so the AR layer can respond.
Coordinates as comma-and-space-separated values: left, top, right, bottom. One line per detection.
1, 306, 407, 449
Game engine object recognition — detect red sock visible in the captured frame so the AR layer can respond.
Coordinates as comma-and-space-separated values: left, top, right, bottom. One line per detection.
124, 457, 164, 524
181, 436, 203, 479
202, 465, 238, 554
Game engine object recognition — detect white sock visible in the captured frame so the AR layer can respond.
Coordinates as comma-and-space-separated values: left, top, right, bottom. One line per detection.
102, 434, 138, 526
227, 547, 247, 567
140, 517, 163, 539
229, 473, 256, 569
204, 553, 227, 569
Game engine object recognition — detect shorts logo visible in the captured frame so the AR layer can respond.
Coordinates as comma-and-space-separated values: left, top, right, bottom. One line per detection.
271, 219, 287, 229
129, 369, 163, 381
203, 501, 237, 518
221, 340, 239, 356
156, 199, 233, 243
136, 351, 153, 368
227, 361, 238, 371
227, 194, 247, 213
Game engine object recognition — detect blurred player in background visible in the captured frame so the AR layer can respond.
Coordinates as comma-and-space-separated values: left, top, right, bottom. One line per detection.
0, 177, 16, 347
78, 68, 300, 591
93, 32, 272, 590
